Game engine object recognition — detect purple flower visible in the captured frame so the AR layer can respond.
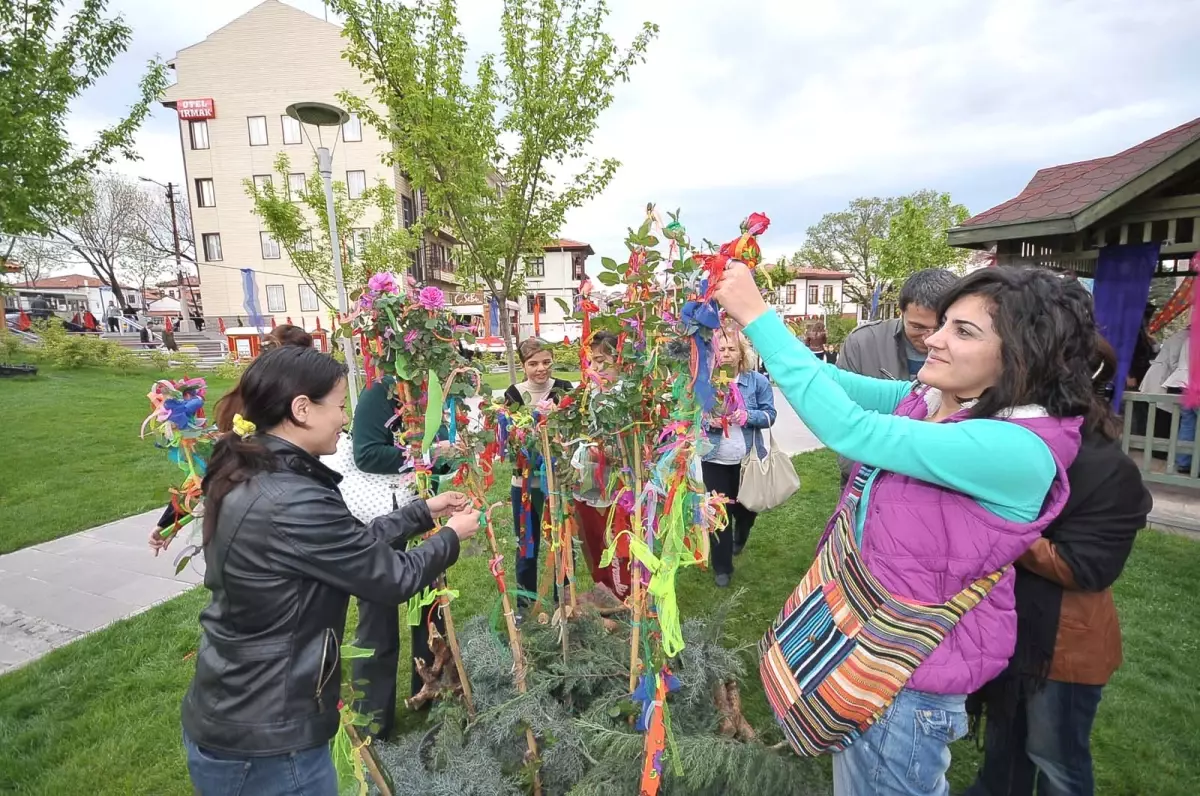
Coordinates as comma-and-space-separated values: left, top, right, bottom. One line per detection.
617, 490, 636, 513
404, 329, 420, 349
368, 272, 400, 294
358, 293, 376, 311
417, 286, 445, 311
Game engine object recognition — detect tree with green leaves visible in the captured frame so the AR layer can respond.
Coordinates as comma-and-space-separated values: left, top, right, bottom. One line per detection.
0, 0, 167, 266
245, 153, 425, 314
800, 190, 970, 312
331, 0, 657, 380
871, 190, 970, 286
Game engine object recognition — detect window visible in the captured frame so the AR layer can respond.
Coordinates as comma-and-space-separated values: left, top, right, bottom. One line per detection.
401, 195, 415, 228
299, 284, 319, 312
346, 170, 367, 199
861, 304, 870, 320
265, 285, 286, 313
260, 232, 281, 259
281, 115, 303, 145
571, 287, 581, 308
252, 174, 273, 194
808, 286, 819, 305
189, 120, 210, 150
572, 255, 586, 280
785, 284, 797, 304
195, 178, 216, 208
527, 256, 545, 278
295, 230, 314, 252
202, 233, 223, 261
342, 113, 363, 142
247, 116, 268, 146
526, 293, 546, 313
287, 173, 306, 201
823, 285, 834, 304
347, 227, 370, 261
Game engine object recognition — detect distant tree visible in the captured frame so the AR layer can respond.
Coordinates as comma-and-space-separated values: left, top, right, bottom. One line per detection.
872, 190, 971, 285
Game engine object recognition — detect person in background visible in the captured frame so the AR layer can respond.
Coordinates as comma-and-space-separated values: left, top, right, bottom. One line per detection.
105, 302, 120, 332
835, 268, 958, 485
573, 331, 634, 605
503, 338, 574, 611
804, 320, 827, 362
702, 324, 777, 588
1140, 323, 1192, 473
1127, 304, 1158, 390
149, 325, 317, 554
180, 346, 480, 795
350, 371, 464, 736
965, 336, 1152, 796
715, 262, 1102, 796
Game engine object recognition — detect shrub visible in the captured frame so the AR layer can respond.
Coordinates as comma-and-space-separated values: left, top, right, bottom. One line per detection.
0, 332, 35, 363
148, 349, 172, 372
211, 356, 247, 381
106, 347, 142, 376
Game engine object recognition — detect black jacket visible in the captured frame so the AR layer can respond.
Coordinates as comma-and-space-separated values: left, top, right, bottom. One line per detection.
181, 436, 460, 755
502, 378, 574, 408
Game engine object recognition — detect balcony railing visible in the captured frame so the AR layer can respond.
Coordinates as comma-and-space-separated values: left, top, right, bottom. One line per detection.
1120, 391, 1200, 489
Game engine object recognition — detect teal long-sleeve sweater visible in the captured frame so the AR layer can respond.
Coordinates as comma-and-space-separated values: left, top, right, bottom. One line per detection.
743, 310, 1055, 530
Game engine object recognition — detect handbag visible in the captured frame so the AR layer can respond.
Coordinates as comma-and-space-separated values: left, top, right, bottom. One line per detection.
758, 464, 1006, 757
737, 426, 800, 512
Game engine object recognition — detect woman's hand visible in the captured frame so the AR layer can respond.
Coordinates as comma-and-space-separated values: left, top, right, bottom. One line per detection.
730, 408, 749, 426
445, 509, 483, 542
149, 526, 174, 557
712, 261, 769, 328
427, 491, 469, 518
433, 440, 465, 460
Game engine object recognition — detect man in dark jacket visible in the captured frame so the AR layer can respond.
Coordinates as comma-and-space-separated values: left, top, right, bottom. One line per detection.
835, 268, 958, 483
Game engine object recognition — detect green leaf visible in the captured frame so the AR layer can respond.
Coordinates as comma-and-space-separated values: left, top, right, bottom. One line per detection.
601, 257, 619, 271
644, 235, 659, 247
553, 297, 571, 314
421, 368, 444, 454
596, 272, 620, 286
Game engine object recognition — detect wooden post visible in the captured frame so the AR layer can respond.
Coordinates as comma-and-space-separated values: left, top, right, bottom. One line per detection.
540, 425, 569, 663
345, 724, 393, 796
628, 431, 645, 693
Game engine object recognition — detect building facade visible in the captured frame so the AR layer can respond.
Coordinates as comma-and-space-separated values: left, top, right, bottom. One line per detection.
160, 0, 457, 330
516, 239, 593, 342
4, 275, 143, 318
769, 268, 859, 322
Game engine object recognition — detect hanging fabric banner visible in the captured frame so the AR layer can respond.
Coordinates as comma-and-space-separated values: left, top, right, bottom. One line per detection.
241, 269, 265, 330
1092, 242, 1161, 408
489, 297, 500, 335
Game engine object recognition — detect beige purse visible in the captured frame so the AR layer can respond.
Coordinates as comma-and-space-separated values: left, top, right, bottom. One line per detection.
738, 427, 800, 512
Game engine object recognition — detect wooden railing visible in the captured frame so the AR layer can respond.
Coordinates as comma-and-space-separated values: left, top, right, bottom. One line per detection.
1120, 391, 1200, 488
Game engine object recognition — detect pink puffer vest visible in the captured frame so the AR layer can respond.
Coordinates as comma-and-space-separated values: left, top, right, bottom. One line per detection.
829, 387, 1082, 694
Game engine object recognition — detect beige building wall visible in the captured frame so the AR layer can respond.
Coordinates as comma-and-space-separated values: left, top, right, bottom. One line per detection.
162, 0, 404, 327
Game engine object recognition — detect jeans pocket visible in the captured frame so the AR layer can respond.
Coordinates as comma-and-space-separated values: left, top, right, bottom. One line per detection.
185, 737, 251, 796
906, 708, 968, 792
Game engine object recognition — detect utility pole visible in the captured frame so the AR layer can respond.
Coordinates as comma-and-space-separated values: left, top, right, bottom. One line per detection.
164, 182, 191, 334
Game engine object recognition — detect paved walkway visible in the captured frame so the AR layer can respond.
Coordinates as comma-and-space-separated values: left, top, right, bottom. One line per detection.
0, 386, 820, 675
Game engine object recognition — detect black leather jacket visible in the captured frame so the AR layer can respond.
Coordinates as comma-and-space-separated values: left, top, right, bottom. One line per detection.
181, 436, 460, 756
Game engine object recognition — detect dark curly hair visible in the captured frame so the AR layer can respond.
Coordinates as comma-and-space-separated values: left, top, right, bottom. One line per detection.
935, 267, 1116, 437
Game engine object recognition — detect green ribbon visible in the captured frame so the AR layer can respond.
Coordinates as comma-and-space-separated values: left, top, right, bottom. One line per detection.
421, 368, 444, 455
406, 586, 459, 627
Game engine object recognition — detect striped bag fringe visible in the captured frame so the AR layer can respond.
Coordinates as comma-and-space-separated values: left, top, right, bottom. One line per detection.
758, 465, 1005, 757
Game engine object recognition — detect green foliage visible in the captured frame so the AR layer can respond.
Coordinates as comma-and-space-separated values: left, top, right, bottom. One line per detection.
30, 321, 126, 369
0, 0, 168, 237
332, 0, 657, 375
0, 331, 34, 362
799, 189, 969, 308
372, 601, 829, 795
823, 314, 858, 348
105, 346, 141, 376
871, 192, 970, 285
147, 349, 172, 372
211, 355, 247, 382
245, 153, 424, 311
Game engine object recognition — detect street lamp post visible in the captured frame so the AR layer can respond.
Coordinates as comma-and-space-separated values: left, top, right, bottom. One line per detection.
286, 101, 360, 408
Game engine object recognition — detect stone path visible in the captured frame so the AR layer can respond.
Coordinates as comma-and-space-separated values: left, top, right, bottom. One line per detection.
0, 510, 204, 674
0, 385, 820, 675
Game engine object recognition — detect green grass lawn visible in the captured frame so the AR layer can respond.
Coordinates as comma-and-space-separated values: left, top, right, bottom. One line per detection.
0, 367, 236, 555
1, 450, 1197, 794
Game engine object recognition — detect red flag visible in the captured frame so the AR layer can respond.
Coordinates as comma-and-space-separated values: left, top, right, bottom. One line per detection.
218, 317, 227, 333
270, 316, 277, 329
286, 316, 293, 325
165, 317, 174, 332
315, 315, 322, 330
533, 296, 541, 335
17, 310, 31, 331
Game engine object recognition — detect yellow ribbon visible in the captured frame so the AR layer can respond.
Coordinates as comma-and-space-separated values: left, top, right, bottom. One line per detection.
232, 413, 256, 438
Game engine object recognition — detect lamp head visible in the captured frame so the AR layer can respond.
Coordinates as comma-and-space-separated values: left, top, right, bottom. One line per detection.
286, 102, 349, 127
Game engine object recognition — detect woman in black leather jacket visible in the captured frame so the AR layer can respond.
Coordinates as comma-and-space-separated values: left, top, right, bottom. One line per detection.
180, 346, 480, 796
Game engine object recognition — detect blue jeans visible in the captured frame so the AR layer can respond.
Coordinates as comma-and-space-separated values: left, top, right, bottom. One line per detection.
1178, 407, 1196, 471
832, 687, 968, 796
183, 732, 337, 796
964, 680, 1104, 796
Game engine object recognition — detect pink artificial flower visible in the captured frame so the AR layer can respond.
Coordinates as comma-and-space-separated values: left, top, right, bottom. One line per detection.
367, 272, 400, 294
404, 329, 420, 349
417, 286, 445, 311
358, 293, 375, 311
617, 490, 636, 514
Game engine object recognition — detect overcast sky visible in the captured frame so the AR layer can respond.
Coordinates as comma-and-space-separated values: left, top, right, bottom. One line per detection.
68, 0, 1200, 268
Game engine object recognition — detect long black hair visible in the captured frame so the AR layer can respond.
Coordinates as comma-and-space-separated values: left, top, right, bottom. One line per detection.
935, 267, 1114, 436
201, 346, 346, 544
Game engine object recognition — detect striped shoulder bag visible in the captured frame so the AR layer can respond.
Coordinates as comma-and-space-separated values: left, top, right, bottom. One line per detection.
758, 464, 1006, 757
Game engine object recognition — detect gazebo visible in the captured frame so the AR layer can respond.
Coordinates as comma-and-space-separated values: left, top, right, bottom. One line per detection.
948, 116, 1200, 494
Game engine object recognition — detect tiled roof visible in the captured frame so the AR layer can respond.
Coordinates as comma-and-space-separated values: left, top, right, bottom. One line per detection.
962, 116, 1200, 228
544, 238, 593, 253
790, 267, 849, 280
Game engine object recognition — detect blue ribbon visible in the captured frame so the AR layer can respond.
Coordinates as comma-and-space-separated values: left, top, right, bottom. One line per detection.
447, 396, 458, 443
680, 294, 722, 413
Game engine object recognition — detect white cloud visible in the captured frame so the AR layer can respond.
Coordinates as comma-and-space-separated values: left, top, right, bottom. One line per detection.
70, 0, 1200, 266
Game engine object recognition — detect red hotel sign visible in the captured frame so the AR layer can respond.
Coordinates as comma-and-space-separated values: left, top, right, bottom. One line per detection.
177, 98, 215, 120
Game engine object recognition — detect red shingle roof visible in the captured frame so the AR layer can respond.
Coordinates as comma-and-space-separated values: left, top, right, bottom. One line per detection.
544, 238, 594, 254
791, 267, 849, 281
963, 116, 1200, 228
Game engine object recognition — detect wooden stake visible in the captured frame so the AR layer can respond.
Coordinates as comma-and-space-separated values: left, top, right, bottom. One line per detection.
345, 724, 393, 796
628, 431, 646, 693
540, 425, 569, 663
438, 583, 474, 719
